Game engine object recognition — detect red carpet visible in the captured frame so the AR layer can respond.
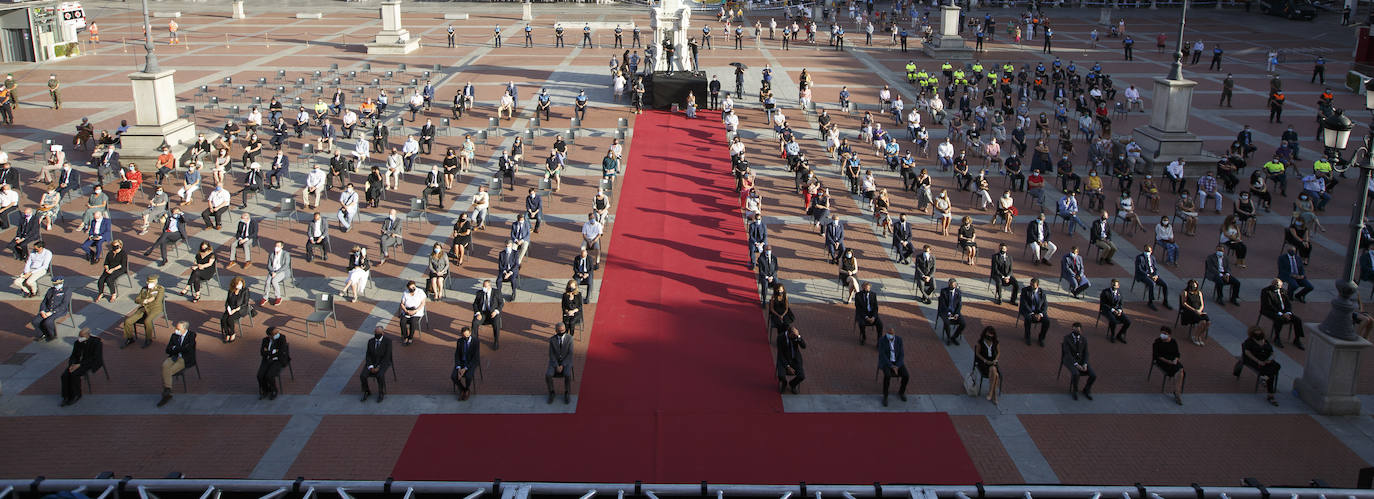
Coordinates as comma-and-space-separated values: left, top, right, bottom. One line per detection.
392, 111, 981, 484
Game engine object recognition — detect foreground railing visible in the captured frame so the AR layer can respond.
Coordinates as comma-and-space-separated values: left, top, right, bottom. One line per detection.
2, 480, 1374, 499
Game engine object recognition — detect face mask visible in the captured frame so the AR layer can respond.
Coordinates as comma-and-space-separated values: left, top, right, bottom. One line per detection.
1216, 251, 1225, 258
148, 283, 156, 289
76, 336, 86, 342
1160, 334, 1170, 340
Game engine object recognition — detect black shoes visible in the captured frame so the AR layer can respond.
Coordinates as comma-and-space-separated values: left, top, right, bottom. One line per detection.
563, 393, 570, 404
547, 391, 555, 404
361, 392, 371, 402
122, 338, 135, 348
157, 389, 173, 407
1083, 390, 1094, 400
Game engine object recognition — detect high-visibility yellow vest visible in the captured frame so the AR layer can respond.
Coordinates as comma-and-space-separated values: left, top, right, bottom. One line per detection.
1264, 161, 1286, 173
1313, 159, 1332, 173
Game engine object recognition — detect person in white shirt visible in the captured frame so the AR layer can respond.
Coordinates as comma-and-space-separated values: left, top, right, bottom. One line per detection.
470, 184, 491, 229
246, 107, 263, 132
937, 137, 955, 170
0, 183, 18, 228
304, 165, 327, 209
928, 95, 945, 124
337, 184, 359, 232
384, 148, 404, 190
498, 92, 515, 120
1124, 85, 1143, 112
407, 91, 425, 121
581, 212, 604, 269
401, 135, 420, 172
724, 110, 739, 132
15, 241, 50, 297
341, 109, 358, 138
398, 280, 426, 346
1155, 216, 1179, 265
721, 94, 734, 114
1165, 158, 1186, 194
878, 85, 891, 107
202, 183, 231, 229
351, 136, 370, 170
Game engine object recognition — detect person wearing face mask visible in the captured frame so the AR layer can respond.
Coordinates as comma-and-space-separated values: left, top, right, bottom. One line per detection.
123, 275, 166, 348
1019, 278, 1051, 346
398, 280, 426, 346
60, 328, 103, 406
1152, 326, 1185, 405
1060, 246, 1090, 298
776, 326, 806, 395
1154, 216, 1179, 265
838, 249, 859, 304
451, 326, 480, 401
472, 279, 504, 349
157, 321, 197, 407
1098, 278, 1131, 343
546, 323, 575, 405
359, 327, 392, 403
31, 275, 68, 342
1061, 322, 1096, 400
1203, 244, 1242, 305
877, 328, 909, 406
1284, 219, 1313, 263
1088, 210, 1116, 265
263, 241, 291, 307
256, 326, 290, 400
1277, 245, 1314, 304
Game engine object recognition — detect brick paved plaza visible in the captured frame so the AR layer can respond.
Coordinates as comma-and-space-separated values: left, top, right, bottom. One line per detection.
0, 0, 1372, 487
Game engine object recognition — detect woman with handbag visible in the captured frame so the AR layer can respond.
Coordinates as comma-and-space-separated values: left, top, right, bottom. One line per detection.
972, 327, 1001, 404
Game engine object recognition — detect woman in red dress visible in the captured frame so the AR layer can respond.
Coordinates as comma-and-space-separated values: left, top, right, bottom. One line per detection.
116, 165, 143, 203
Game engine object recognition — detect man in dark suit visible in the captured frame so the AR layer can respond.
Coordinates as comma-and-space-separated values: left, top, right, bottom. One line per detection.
305, 212, 330, 263
824, 215, 845, 264
877, 328, 909, 406
266, 151, 289, 189
157, 321, 197, 407
143, 207, 187, 267
31, 276, 68, 341
747, 213, 767, 270
892, 213, 914, 264
913, 244, 936, 304
854, 281, 883, 344
1061, 322, 1096, 400
708, 75, 722, 109
79, 211, 112, 264
55, 163, 80, 199
422, 164, 445, 208
11, 207, 40, 261
937, 278, 967, 345
239, 162, 263, 207
419, 119, 436, 155
472, 279, 504, 349
60, 328, 102, 406
1261, 278, 1304, 349
525, 188, 543, 234
990, 243, 1020, 305
1134, 245, 1171, 310
228, 213, 254, 268
1360, 246, 1374, 291
1020, 277, 1050, 346
0, 162, 17, 189
92, 145, 119, 182
497, 242, 521, 301
256, 326, 290, 400
1088, 210, 1116, 264
377, 209, 402, 265
1099, 278, 1131, 343
775, 326, 806, 393
546, 323, 575, 404
1277, 245, 1314, 303
359, 327, 391, 402
573, 248, 594, 303
1204, 244, 1241, 305
756, 244, 778, 305
1060, 247, 1090, 298
452, 326, 480, 401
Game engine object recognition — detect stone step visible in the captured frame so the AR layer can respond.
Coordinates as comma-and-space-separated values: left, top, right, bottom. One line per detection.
295, 13, 324, 19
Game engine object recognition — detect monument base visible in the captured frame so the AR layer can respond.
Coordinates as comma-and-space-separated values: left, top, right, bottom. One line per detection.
367, 30, 421, 54
1296, 332, 1371, 416
120, 119, 197, 166
921, 34, 975, 59
1130, 125, 1207, 168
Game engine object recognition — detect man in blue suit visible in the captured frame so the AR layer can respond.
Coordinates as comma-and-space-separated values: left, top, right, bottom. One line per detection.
1020, 277, 1051, 346
747, 212, 767, 270
1060, 246, 1090, 298
877, 328, 909, 406
31, 276, 68, 341
80, 210, 112, 264
823, 214, 845, 264
1277, 245, 1313, 302
937, 279, 967, 345
497, 242, 522, 301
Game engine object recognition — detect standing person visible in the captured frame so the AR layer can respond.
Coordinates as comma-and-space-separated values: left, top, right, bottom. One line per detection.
1122, 35, 1134, 60
1312, 56, 1326, 85
877, 328, 909, 407
581, 24, 593, 48
1209, 45, 1224, 70
545, 323, 575, 404
47, 74, 60, 110
446, 24, 455, 48
1041, 26, 1052, 53
1061, 323, 1097, 401
1268, 89, 1285, 123
776, 326, 806, 394
1219, 73, 1234, 107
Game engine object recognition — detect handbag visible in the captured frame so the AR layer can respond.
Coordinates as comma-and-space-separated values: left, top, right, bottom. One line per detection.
963, 368, 980, 396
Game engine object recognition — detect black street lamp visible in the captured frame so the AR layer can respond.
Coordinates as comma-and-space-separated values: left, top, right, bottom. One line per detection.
1318, 80, 1374, 286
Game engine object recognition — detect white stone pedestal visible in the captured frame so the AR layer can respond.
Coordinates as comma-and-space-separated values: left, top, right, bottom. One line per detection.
1297, 332, 1371, 415
922, 5, 974, 59
122, 70, 196, 165
1098, 8, 1113, 25
651, 0, 692, 71
366, 1, 421, 55
232, 1, 246, 19
522, 1, 533, 21
1131, 76, 1205, 167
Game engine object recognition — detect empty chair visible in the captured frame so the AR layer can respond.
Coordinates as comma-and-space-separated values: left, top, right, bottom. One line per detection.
329, 63, 340, 71
276, 69, 287, 79
295, 77, 305, 86
209, 96, 220, 108
405, 198, 427, 228
257, 77, 267, 85
184, 105, 196, 118
422, 70, 431, 80
272, 198, 297, 227
312, 70, 322, 79
222, 76, 233, 86
355, 86, 364, 95
232, 105, 242, 116
252, 96, 262, 106
234, 85, 247, 95
196, 85, 209, 96
276, 86, 286, 95
384, 71, 394, 80
304, 294, 339, 338
362, 63, 372, 72
332, 77, 342, 86
293, 96, 303, 106
397, 63, 407, 73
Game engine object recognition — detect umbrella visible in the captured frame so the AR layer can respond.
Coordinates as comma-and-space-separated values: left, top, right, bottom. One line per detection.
729, 62, 749, 69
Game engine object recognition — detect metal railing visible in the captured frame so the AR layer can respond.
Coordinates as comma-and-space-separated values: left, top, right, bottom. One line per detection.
2, 480, 1373, 499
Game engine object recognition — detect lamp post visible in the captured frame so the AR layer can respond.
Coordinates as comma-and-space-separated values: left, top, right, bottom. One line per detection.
139, 0, 158, 74
1317, 80, 1374, 288
1166, 0, 1189, 81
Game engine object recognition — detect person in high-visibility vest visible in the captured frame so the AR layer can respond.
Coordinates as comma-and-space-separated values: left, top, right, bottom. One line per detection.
168, 20, 179, 45
1263, 157, 1289, 197
88, 22, 99, 43
940, 61, 953, 80
1312, 156, 1338, 191
905, 61, 916, 84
